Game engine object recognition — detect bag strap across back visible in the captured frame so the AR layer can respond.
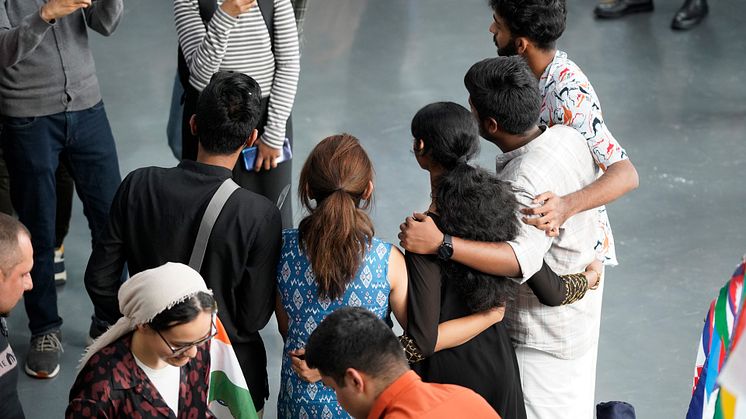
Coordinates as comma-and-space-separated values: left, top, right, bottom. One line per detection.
188, 178, 240, 272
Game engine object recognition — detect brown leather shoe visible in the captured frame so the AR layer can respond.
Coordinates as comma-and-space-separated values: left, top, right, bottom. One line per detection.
594, 0, 654, 18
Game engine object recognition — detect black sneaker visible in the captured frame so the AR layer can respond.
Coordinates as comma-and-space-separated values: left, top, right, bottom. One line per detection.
54, 246, 66, 285
25, 330, 63, 379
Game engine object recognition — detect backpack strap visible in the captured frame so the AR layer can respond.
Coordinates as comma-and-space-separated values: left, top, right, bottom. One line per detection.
188, 178, 240, 272
257, 0, 275, 47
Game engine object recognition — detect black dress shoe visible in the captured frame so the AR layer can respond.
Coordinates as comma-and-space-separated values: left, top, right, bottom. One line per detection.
594, 0, 654, 18
671, 0, 708, 30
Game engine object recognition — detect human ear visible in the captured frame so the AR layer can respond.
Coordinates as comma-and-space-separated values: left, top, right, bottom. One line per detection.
515, 37, 530, 55
346, 369, 366, 393
189, 115, 198, 136
246, 129, 259, 148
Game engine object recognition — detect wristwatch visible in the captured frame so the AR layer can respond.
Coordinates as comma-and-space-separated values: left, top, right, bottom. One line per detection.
437, 234, 454, 261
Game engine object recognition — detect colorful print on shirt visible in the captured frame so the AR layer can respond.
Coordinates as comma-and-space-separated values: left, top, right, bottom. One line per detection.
538, 50, 630, 266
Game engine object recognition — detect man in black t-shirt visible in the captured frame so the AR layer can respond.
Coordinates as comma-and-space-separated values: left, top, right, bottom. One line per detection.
0, 213, 34, 419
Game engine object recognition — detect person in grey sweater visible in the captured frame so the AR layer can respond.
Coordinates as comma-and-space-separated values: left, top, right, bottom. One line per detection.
0, 0, 123, 379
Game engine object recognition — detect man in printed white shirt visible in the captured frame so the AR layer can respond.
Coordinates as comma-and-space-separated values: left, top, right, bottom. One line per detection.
486, 0, 638, 265
174, 0, 300, 227
399, 56, 604, 419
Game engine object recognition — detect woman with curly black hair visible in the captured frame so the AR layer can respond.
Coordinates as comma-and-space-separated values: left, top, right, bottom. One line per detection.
400, 102, 600, 419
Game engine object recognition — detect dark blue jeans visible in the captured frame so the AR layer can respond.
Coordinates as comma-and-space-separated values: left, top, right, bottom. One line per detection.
0, 101, 121, 336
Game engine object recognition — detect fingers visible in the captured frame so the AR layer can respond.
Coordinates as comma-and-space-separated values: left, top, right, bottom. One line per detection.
532, 191, 557, 204
412, 212, 428, 221
522, 214, 551, 228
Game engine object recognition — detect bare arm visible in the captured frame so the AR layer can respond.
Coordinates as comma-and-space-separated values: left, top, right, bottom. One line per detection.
434, 308, 505, 352
525, 73, 639, 236
387, 246, 408, 329
521, 159, 639, 235
398, 213, 521, 277
274, 291, 288, 341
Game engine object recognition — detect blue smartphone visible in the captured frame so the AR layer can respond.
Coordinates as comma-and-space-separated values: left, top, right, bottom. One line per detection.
242, 146, 258, 171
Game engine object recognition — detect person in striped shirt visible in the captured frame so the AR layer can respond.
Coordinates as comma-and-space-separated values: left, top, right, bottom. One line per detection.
175, 0, 300, 227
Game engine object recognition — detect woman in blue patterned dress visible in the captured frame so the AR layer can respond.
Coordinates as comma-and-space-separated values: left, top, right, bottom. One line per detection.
274, 134, 408, 419
275, 134, 503, 419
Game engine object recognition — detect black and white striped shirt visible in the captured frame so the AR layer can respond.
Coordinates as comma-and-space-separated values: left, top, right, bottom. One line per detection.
174, 0, 300, 149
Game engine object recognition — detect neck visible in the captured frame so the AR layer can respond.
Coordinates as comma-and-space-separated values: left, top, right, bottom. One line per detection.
427, 165, 444, 213
196, 144, 241, 171
131, 330, 168, 370
363, 368, 410, 418
494, 125, 543, 153
525, 47, 557, 79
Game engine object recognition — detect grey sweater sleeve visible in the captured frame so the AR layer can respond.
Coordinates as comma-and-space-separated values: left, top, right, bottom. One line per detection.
0, 4, 53, 68
83, 0, 124, 37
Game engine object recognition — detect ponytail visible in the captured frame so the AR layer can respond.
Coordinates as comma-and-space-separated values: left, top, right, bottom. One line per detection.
298, 135, 375, 300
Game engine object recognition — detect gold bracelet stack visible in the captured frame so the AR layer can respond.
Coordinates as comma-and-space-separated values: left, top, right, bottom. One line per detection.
560, 273, 588, 305
398, 334, 426, 364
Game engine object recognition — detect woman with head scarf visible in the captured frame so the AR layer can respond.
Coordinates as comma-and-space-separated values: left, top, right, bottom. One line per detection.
66, 262, 217, 418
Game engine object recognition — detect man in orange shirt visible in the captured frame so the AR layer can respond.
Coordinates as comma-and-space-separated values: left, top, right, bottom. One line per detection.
305, 307, 500, 419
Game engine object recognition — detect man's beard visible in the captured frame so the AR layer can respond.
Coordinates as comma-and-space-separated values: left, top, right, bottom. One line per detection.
496, 35, 519, 57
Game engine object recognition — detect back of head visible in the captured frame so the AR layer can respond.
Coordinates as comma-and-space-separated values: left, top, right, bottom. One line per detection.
0, 213, 29, 275
298, 134, 375, 300
305, 307, 407, 385
196, 71, 262, 155
411, 103, 521, 311
411, 101, 480, 170
490, 0, 566, 50
464, 56, 541, 135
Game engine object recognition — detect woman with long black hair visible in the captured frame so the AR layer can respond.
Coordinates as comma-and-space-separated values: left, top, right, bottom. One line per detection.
401, 102, 600, 419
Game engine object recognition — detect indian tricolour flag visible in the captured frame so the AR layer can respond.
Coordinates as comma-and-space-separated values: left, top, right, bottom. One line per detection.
208, 317, 259, 419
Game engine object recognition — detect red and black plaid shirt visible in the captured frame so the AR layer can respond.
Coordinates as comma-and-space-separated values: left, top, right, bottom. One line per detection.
66, 333, 214, 418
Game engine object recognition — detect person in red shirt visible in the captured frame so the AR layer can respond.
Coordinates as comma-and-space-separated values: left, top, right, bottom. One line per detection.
305, 307, 500, 419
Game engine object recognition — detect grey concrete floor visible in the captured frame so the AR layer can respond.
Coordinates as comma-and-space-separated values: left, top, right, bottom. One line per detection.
6, 0, 746, 418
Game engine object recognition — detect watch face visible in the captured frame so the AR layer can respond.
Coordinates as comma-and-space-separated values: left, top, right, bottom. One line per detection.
438, 242, 454, 260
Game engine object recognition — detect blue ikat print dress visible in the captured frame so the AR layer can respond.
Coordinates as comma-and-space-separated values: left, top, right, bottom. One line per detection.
276, 229, 392, 419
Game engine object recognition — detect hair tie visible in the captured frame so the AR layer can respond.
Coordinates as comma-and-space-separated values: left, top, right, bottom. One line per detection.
456, 155, 469, 164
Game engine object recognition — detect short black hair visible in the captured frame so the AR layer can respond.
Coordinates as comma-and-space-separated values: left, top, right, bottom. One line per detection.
411, 102, 480, 169
464, 56, 541, 135
195, 71, 262, 155
149, 292, 215, 331
305, 307, 407, 385
0, 213, 29, 275
490, 0, 566, 50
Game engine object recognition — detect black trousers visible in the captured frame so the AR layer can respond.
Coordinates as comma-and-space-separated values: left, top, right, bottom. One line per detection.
181, 85, 293, 228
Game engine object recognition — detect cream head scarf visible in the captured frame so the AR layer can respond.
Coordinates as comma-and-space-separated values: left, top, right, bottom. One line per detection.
77, 262, 213, 374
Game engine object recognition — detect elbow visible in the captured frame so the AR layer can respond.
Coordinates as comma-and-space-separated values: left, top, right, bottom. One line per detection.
627, 163, 639, 191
